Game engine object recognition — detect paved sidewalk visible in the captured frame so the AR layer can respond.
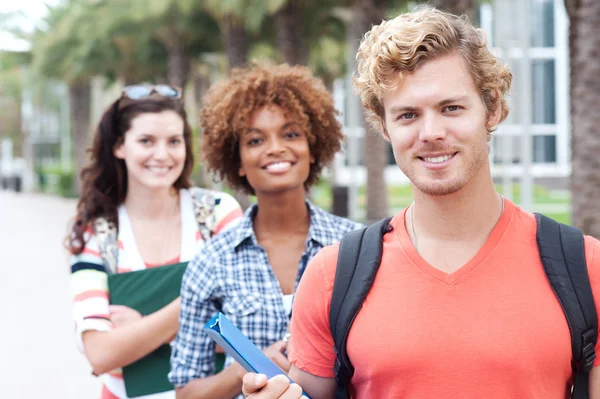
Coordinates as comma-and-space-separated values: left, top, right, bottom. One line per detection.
1, 190, 100, 399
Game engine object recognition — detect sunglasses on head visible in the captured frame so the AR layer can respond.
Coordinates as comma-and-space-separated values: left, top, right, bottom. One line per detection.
121, 84, 182, 100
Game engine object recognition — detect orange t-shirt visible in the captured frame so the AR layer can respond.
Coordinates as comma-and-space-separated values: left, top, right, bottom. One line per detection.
289, 200, 600, 398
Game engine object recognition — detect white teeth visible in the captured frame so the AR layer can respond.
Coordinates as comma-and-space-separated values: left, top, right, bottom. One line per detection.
147, 166, 170, 173
423, 155, 452, 164
265, 162, 291, 172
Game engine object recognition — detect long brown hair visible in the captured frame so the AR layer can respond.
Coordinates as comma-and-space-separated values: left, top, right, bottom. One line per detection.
67, 96, 194, 255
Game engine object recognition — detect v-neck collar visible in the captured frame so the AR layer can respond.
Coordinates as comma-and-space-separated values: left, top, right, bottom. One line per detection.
396, 198, 515, 286
117, 189, 197, 270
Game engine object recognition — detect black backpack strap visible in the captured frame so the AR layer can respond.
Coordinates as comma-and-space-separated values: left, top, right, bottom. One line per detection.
536, 213, 597, 398
329, 217, 392, 399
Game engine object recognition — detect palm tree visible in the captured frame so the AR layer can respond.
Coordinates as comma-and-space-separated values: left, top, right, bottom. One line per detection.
430, 0, 477, 22
0, 13, 31, 160
31, 2, 97, 194
354, 0, 390, 222
308, 15, 347, 90
271, 0, 309, 65
222, 14, 250, 68
68, 79, 92, 194
565, 0, 600, 238
106, 0, 220, 90
203, 0, 272, 69
0, 50, 29, 157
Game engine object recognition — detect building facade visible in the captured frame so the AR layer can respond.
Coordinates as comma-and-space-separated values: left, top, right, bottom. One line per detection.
333, 0, 570, 187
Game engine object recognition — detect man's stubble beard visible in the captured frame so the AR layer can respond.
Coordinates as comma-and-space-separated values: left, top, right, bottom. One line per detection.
398, 141, 488, 197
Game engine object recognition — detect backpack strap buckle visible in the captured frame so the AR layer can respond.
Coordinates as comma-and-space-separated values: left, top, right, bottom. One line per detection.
578, 328, 596, 373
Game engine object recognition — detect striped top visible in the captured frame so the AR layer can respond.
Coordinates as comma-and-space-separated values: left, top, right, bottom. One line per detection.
70, 188, 243, 399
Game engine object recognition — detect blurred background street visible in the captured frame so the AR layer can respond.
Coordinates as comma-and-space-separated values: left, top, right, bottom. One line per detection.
0, 0, 599, 397
2, 0, 598, 230
0, 190, 99, 398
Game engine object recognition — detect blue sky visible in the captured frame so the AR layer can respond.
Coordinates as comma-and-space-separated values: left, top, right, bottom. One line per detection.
0, 0, 60, 51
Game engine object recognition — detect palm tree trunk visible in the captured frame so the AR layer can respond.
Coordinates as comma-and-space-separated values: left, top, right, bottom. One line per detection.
16, 91, 34, 192
193, 67, 210, 188
193, 67, 210, 114
566, 0, 600, 238
431, 0, 477, 22
114, 37, 142, 86
12, 92, 23, 155
69, 79, 92, 195
166, 44, 190, 90
221, 14, 251, 209
354, 0, 388, 222
156, 27, 191, 90
223, 14, 249, 69
274, 0, 309, 65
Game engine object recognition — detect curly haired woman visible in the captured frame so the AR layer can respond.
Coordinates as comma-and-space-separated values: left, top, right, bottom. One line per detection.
67, 85, 243, 399
169, 64, 362, 399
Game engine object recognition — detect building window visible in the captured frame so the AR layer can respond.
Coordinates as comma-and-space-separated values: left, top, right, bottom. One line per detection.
531, 0, 555, 47
532, 59, 556, 124
533, 135, 557, 163
486, 0, 562, 168
492, 134, 557, 164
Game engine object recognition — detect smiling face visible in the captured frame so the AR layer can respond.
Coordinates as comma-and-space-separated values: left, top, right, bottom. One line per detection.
238, 104, 313, 197
114, 110, 186, 193
382, 52, 500, 196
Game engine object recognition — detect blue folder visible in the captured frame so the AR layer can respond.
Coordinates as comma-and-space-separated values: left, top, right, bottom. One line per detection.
204, 312, 310, 398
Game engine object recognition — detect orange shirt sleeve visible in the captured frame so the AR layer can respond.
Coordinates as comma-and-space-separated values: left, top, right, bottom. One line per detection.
584, 235, 600, 367
288, 244, 340, 378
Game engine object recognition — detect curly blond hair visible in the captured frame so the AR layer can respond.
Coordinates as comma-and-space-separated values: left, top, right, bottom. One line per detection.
354, 6, 512, 135
201, 63, 344, 195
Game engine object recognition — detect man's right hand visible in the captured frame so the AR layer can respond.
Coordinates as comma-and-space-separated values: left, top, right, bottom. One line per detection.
242, 373, 303, 399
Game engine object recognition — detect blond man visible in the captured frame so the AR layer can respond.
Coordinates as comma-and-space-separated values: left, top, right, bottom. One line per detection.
241, 6, 600, 399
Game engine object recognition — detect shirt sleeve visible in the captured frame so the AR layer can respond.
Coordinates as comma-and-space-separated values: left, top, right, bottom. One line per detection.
169, 250, 221, 386
584, 236, 600, 367
288, 244, 340, 378
211, 191, 243, 236
70, 228, 112, 353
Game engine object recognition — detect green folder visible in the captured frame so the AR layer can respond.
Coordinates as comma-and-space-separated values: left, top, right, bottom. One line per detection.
108, 262, 188, 398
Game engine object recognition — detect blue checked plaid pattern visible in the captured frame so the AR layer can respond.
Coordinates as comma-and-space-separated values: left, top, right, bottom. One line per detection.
169, 201, 362, 391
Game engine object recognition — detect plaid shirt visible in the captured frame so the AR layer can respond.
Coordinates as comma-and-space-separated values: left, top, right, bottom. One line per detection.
169, 201, 362, 391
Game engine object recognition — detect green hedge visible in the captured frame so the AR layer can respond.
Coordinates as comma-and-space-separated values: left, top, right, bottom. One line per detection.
36, 164, 77, 198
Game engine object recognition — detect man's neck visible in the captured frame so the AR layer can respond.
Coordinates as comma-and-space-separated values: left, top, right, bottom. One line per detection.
123, 183, 180, 221
411, 176, 503, 243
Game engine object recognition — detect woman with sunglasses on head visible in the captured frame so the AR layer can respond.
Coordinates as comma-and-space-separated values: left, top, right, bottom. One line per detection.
67, 85, 243, 399
169, 64, 362, 399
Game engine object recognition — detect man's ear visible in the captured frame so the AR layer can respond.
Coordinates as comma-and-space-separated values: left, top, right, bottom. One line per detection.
381, 121, 391, 142
378, 109, 391, 142
486, 91, 502, 130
